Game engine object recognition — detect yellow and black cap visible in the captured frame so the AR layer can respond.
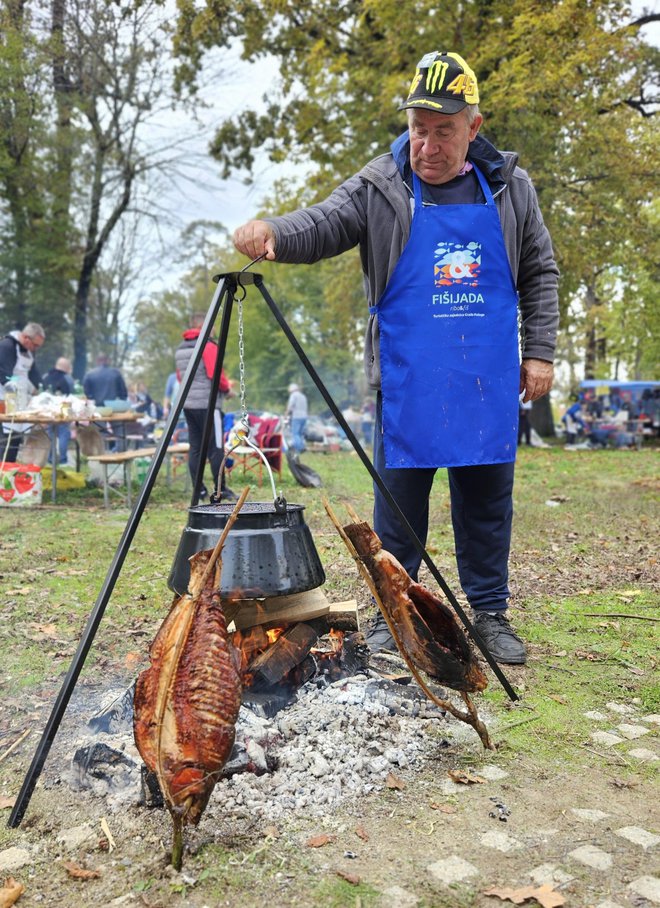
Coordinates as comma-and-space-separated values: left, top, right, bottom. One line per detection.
399, 51, 479, 114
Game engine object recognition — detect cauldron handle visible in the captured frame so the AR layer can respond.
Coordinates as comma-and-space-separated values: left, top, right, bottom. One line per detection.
218, 420, 283, 506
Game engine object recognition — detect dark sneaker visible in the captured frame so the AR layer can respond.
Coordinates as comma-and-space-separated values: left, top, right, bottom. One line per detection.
364, 614, 397, 654
472, 612, 527, 665
220, 487, 238, 502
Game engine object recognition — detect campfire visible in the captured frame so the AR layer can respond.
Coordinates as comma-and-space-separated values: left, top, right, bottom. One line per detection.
227, 588, 368, 715
64, 494, 493, 872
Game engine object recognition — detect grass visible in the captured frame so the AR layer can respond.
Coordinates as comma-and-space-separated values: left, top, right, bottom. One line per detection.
0, 443, 657, 905
1, 445, 657, 710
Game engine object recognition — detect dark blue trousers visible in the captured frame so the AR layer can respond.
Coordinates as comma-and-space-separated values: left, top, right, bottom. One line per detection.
372, 396, 515, 612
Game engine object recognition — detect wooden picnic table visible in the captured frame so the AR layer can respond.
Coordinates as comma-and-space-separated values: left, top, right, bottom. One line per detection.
87, 442, 190, 508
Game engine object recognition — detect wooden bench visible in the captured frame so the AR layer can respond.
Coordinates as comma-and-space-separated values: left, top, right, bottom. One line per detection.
87, 443, 190, 508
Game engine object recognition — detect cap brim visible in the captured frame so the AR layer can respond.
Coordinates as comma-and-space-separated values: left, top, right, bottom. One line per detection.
398, 97, 467, 114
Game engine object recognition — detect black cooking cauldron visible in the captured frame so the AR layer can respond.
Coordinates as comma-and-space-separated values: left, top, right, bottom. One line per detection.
167, 500, 326, 598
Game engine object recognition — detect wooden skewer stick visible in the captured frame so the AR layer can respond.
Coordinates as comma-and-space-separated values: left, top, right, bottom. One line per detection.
0, 728, 31, 765
156, 485, 250, 870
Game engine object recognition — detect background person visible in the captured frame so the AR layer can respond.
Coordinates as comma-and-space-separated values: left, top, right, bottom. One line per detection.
42, 356, 75, 465
0, 322, 46, 463
163, 371, 180, 419
361, 398, 376, 446
83, 354, 128, 406
175, 313, 236, 502
562, 399, 586, 445
518, 398, 532, 446
233, 51, 559, 665
286, 383, 308, 454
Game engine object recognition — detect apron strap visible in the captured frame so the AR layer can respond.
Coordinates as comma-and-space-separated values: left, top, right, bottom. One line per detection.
412, 163, 495, 208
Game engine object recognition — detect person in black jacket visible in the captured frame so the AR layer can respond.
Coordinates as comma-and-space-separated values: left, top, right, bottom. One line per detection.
42, 357, 75, 465
1, 323, 46, 463
83, 354, 127, 406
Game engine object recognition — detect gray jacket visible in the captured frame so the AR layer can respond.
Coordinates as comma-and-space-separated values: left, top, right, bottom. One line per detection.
265, 135, 559, 389
174, 332, 226, 410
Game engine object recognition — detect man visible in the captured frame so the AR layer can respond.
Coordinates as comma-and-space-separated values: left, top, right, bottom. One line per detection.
0, 322, 46, 462
42, 357, 75, 465
233, 52, 559, 665
562, 399, 586, 445
285, 383, 308, 454
175, 313, 236, 502
83, 354, 128, 406
162, 371, 180, 420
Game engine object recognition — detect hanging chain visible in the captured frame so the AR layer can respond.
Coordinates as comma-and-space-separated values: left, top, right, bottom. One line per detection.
236, 292, 249, 432
234, 256, 266, 442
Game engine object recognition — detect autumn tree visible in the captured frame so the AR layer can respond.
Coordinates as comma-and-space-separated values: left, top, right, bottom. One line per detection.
0, 0, 192, 377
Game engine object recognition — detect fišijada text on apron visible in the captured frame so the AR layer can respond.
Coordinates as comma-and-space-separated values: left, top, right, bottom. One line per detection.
372, 164, 520, 468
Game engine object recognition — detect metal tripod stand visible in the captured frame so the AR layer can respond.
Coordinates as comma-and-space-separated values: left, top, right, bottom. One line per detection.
8, 268, 517, 829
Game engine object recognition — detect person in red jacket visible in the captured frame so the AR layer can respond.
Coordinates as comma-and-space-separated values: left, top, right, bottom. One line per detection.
174, 314, 236, 502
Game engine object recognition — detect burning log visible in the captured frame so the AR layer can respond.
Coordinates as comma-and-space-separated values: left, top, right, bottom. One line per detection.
325, 502, 494, 750
133, 488, 249, 869
248, 623, 318, 689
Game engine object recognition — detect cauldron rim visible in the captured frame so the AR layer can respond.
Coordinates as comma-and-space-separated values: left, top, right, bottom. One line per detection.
187, 501, 306, 516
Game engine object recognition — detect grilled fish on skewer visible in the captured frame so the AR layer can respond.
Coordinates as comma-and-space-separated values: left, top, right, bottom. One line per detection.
134, 487, 248, 868
343, 521, 487, 692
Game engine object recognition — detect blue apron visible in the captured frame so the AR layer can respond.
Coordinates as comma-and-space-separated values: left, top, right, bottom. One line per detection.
371, 164, 520, 468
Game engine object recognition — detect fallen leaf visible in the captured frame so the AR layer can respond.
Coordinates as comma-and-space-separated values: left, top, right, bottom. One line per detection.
354, 825, 369, 841
0, 877, 24, 907
32, 623, 57, 637
547, 695, 567, 705
305, 834, 336, 848
62, 861, 101, 880
429, 802, 457, 814
263, 825, 280, 839
448, 769, 485, 785
385, 771, 405, 790
483, 883, 565, 907
4, 589, 32, 597
574, 650, 603, 662
0, 797, 15, 810
123, 652, 142, 669
335, 869, 360, 885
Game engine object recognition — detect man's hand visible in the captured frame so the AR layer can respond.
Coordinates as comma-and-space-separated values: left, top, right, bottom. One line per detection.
520, 359, 554, 402
232, 220, 277, 261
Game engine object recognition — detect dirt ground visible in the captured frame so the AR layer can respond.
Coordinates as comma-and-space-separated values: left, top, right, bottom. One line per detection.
0, 655, 657, 908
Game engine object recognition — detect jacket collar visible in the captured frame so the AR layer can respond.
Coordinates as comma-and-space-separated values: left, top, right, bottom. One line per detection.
390, 130, 510, 194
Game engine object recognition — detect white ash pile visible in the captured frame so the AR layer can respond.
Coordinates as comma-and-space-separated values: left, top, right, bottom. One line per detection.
56, 671, 454, 820
210, 673, 447, 821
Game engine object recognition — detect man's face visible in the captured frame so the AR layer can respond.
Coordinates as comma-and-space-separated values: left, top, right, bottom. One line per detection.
408, 108, 482, 184
21, 333, 44, 353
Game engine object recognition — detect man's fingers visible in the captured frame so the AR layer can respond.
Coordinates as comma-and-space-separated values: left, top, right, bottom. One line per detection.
520, 359, 554, 402
232, 220, 276, 260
